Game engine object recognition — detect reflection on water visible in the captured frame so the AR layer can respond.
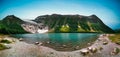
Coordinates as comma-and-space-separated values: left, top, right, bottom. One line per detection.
11, 33, 99, 51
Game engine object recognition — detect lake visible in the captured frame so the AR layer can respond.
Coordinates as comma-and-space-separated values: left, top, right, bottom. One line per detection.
11, 33, 99, 51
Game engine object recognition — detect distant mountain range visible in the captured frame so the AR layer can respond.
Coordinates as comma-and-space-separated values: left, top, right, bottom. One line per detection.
0, 14, 115, 34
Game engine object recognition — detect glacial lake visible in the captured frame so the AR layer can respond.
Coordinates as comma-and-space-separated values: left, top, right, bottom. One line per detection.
11, 33, 99, 51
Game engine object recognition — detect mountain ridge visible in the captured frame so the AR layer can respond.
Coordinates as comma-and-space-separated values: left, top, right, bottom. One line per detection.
33, 14, 114, 33
0, 14, 115, 34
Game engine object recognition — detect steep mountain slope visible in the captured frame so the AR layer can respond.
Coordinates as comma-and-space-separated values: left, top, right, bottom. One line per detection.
0, 15, 28, 34
33, 14, 114, 33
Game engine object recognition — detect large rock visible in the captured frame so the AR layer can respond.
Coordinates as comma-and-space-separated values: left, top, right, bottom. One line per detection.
80, 49, 89, 56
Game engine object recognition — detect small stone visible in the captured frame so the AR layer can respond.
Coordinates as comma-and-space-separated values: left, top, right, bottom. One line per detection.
38, 42, 42, 45
47, 41, 50, 44
87, 43, 91, 45
5, 45, 11, 49
97, 38, 101, 41
80, 49, 89, 56
19, 38, 23, 41
91, 48, 97, 53
87, 47, 92, 51
98, 46, 103, 50
103, 42, 108, 45
111, 52, 116, 55
35, 42, 39, 45
50, 52, 54, 54
62, 44, 66, 47
74, 46, 79, 50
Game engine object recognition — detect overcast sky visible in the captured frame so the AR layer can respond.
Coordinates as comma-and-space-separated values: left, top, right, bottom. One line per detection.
0, 0, 120, 29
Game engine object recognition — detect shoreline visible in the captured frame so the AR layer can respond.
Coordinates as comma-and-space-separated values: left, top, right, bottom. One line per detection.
0, 34, 120, 57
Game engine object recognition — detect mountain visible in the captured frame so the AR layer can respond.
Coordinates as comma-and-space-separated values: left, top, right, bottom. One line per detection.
114, 29, 120, 33
0, 15, 28, 34
33, 14, 114, 33
0, 14, 115, 34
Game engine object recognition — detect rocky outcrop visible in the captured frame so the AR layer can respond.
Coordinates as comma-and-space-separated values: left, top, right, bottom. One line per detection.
21, 21, 48, 33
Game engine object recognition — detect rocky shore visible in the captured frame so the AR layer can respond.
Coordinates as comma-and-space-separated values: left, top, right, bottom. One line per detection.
0, 34, 120, 57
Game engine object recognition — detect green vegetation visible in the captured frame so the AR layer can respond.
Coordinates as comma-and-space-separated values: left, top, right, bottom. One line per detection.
60, 24, 70, 32
34, 14, 114, 33
109, 34, 120, 45
77, 25, 85, 32
0, 14, 115, 33
0, 15, 28, 34
0, 39, 11, 44
0, 43, 7, 50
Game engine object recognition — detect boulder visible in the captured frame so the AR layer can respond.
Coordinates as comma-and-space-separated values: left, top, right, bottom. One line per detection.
103, 41, 108, 45
87, 47, 98, 53
113, 47, 119, 54
80, 49, 89, 56
91, 48, 97, 53
111, 47, 120, 55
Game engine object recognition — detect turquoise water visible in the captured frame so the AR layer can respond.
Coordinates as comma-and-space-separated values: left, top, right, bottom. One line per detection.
11, 33, 99, 51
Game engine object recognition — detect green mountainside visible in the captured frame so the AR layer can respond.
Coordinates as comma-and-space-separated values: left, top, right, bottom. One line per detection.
0, 15, 28, 34
34, 14, 114, 33
0, 14, 115, 34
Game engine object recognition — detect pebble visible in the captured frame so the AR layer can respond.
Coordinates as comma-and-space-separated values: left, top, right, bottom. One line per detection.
103, 42, 108, 45
98, 46, 103, 50
62, 44, 66, 47
35, 42, 39, 45
74, 46, 79, 50
19, 38, 23, 41
47, 41, 50, 44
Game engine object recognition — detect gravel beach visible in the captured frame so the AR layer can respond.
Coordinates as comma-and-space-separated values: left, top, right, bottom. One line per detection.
0, 34, 120, 57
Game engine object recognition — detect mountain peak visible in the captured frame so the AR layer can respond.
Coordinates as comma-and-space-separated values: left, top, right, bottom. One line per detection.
2, 15, 24, 24
90, 14, 99, 18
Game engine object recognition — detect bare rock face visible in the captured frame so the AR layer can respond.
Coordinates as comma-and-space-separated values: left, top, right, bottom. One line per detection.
21, 21, 48, 33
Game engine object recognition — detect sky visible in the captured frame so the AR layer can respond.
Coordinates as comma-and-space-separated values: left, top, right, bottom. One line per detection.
0, 0, 120, 29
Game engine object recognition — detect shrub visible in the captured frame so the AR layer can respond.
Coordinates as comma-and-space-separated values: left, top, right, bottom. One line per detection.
0, 39, 11, 44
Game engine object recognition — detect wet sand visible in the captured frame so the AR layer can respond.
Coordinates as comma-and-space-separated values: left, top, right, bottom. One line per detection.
0, 34, 120, 57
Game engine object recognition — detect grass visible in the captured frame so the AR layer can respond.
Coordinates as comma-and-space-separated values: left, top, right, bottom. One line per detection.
0, 39, 12, 44
0, 35, 12, 50
0, 43, 7, 50
109, 34, 120, 45
60, 24, 70, 32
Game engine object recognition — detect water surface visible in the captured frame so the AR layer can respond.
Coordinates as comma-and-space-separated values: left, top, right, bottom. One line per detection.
11, 33, 99, 51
